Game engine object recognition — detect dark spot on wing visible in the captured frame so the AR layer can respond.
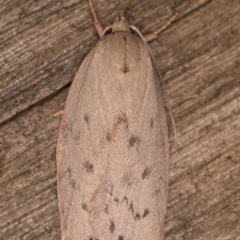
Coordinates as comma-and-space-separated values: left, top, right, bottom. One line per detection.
120, 36, 129, 73
82, 203, 88, 211
117, 112, 128, 128
105, 205, 108, 214
121, 67, 129, 73
70, 180, 76, 189
67, 167, 71, 175
111, 112, 129, 140
118, 236, 124, 240
84, 114, 90, 129
122, 172, 132, 186
129, 135, 140, 147
114, 197, 119, 203
110, 221, 115, 233
108, 183, 114, 196
74, 132, 81, 145
106, 132, 112, 142
142, 167, 151, 179
150, 118, 154, 128
84, 114, 89, 123
83, 161, 94, 173
129, 201, 134, 215
143, 208, 150, 218
225, 156, 232, 160
135, 213, 141, 221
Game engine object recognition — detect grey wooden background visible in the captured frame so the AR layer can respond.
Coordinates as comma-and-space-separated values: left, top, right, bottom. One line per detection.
1, 0, 240, 239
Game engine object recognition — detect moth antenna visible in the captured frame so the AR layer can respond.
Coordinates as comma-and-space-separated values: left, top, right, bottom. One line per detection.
88, 0, 104, 36
144, 13, 178, 42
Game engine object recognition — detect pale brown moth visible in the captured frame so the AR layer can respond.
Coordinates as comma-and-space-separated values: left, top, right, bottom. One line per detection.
57, 1, 177, 239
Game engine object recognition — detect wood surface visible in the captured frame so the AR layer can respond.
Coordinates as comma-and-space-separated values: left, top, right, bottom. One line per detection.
1, 0, 239, 239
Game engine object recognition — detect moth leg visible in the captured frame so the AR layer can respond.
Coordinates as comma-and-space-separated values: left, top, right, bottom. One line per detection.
88, 0, 104, 37
144, 13, 178, 42
53, 110, 64, 117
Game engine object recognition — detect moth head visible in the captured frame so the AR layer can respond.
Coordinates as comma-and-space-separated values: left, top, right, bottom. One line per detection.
112, 15, 131, 33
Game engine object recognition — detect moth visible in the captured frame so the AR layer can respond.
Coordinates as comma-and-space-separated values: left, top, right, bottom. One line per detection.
57, 1, 176, 239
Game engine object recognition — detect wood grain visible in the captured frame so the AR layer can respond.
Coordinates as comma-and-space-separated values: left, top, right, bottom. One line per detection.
1, 0, 239, 239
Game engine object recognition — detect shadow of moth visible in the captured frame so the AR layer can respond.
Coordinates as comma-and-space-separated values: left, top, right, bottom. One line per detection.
57, 1, 177, 239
